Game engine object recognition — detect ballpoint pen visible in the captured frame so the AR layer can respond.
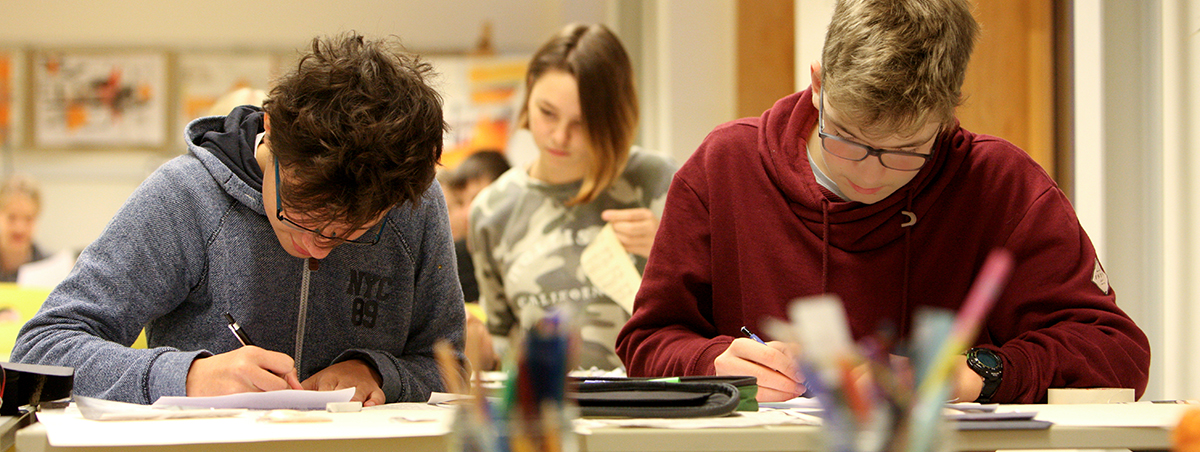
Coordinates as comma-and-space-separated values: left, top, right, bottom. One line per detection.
740, 326, 767, 345
224, 313, 255, 347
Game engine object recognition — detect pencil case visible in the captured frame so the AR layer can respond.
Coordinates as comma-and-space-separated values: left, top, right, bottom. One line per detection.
567, 376, 755, 418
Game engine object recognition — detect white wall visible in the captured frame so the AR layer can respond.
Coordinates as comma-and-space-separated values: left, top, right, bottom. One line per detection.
648, 0, 736, 165
1075, 0, 1200, 401
1154, 0, 1200, 400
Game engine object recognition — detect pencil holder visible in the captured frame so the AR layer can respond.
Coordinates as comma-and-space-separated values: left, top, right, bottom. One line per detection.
466, 308, 577, 452
816, 391, 953, 452
449, 402, 499, 452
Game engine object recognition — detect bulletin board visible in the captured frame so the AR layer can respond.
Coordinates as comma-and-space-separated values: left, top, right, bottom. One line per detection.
31, 50, 168, 149
430, 54, 528, 169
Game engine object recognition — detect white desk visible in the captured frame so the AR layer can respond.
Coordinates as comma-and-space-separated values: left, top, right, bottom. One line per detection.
0, 413, 34, 452
13, 403, 1194, 452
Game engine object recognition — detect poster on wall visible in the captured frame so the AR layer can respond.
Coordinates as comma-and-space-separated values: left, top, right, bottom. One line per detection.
177, 52, 279, 146
0, 49, 22, 149
32, 50, 167, 148
429, 54, 528, 169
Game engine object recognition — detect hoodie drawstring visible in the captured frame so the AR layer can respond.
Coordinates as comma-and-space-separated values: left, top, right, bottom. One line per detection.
900, 194, 916, 336
821, 196, 916, 337
821, 199, 830, 294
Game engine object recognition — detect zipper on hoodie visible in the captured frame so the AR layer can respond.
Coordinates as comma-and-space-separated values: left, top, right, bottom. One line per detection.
295, 258, 318, 374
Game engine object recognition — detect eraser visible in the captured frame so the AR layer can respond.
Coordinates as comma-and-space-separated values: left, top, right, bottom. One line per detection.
1047, 388, 1134, 404
326, 401, 363, 412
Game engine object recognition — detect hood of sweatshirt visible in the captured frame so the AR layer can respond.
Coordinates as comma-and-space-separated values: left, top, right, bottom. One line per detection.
183, 106, 269, 217
190, 106, 267, 192
759, 88, 969, 252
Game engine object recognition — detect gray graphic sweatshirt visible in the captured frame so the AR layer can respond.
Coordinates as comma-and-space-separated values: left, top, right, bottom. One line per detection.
12, 111, 464, 404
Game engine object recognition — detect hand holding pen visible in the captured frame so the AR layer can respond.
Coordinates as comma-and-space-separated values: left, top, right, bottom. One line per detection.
225, 313, 254, 346
182, 314, 303, 397
711, 325, 808, 402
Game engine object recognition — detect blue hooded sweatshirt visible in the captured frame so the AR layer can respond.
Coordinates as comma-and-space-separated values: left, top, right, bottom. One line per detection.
12, 107, 465, 404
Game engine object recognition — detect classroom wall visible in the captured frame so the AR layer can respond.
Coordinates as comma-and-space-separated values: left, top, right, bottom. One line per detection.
0, 0, 609, 254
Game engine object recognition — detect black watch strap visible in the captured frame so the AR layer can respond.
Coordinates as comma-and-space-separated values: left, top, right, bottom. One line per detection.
966, 347, 1003, 403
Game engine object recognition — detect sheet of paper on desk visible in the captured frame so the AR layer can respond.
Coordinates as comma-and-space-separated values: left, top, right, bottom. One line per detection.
998, 402, 1195, 428
153, 388, 354, 410
36, 404, 453, 447
580, 223, 641, 313
75, 394, 245, 421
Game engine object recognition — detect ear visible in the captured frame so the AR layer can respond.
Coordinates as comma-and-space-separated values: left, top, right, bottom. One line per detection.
263, 112, 271, 133
810, 62, 823, 110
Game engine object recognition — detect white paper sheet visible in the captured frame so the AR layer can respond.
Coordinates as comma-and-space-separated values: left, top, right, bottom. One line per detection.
580, 223, 642, 313
36, 403, 453, 447
75, 394, 245, 421
153, 388, 354, 410
997, 402, 1194, 427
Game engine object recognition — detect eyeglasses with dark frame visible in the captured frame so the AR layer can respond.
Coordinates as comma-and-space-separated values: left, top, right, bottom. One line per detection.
817, 88, 937, 172
274, 158, 387, 246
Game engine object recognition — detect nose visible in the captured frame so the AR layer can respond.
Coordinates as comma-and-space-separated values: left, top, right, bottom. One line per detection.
551, 121, 571, 148
855, 156, 889, 184
299, 233, 335, 259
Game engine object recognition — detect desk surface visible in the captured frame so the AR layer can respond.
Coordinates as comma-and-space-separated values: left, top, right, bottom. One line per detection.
13, 403, 1196, 452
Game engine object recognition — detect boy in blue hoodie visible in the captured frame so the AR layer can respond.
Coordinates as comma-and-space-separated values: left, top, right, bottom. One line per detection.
12, 33, 463, 406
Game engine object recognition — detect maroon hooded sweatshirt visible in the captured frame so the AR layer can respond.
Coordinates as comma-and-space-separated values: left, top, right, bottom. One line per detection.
616, 89, 1150, 404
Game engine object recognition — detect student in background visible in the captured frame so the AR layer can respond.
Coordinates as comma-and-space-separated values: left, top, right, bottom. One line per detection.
617, 0, 1150, 403
446, 149, 510, 303
444, 150, 510, 373
13, 33, 463, 405
0, 174, 47, 283
469, 23, 676, 371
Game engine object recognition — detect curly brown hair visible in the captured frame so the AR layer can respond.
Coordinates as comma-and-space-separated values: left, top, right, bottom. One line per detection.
263, 32, 446, 232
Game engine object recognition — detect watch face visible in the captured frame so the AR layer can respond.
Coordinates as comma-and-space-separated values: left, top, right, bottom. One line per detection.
974, 349, 1002, 369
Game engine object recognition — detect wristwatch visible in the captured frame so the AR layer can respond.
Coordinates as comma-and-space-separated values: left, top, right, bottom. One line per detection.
965, 347, 1003, 403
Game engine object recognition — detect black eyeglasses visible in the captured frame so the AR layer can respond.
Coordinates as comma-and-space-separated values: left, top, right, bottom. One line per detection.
817, 89, 936, 172
274, 158, 386, 246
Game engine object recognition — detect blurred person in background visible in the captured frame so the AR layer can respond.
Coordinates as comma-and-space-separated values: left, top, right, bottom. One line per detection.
469, 24, 677, 372
0, 174, 47, 283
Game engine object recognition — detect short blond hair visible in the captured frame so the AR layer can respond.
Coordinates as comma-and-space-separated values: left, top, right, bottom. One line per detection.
0, 174, 41, 214
821, 0, 978, 136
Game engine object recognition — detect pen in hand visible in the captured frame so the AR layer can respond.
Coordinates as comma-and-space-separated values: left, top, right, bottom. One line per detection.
225, 313, 255, 347
741, 326, 767, 345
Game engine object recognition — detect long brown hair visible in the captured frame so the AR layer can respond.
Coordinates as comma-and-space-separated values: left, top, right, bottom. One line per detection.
519, 23, 638, 206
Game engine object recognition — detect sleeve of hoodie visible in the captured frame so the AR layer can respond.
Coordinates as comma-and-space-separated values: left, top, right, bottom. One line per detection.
617, 139, 735, 377
979, 146, 1151, 403
11, 159, 213, 404
334, 183, 466, 403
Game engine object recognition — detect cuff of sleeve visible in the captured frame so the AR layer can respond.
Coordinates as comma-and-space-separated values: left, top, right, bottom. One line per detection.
690, 338, 734, 376
334, 349, 400, 402
147, 349, 211, 404
991, 344, 1027, 404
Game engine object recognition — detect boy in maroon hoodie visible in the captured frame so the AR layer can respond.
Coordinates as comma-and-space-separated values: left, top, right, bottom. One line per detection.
616, 0, 1150, 404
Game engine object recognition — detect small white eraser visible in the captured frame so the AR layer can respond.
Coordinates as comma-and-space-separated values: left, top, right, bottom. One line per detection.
326, 401, 363, 412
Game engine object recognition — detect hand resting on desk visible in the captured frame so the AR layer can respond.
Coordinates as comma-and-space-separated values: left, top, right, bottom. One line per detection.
302, 359, 385, 406
186, 346, 303, 396
714, 337, 808, 401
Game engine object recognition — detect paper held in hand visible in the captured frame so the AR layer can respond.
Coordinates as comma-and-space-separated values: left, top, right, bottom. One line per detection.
580, 223, 642, 314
